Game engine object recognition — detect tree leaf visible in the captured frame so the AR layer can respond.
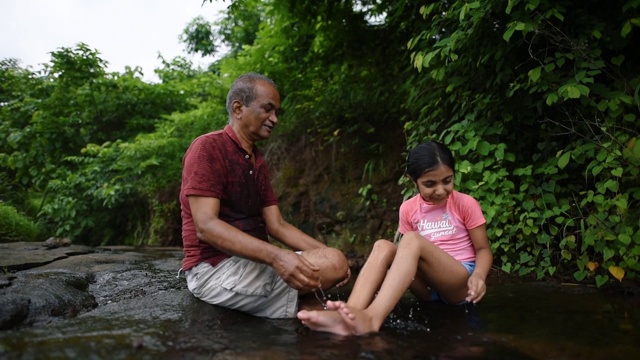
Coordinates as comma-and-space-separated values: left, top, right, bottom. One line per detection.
574, 270, 587, 281
611, 55, 625, 66
505, 0, 516, 14
575, 84, 590, 96
566, 86, 581, 98
595, 274, 609, 287
557, 151, 571, 169
608, 266, 625, 282
414, 52, 424, 72
587, 261, 599, 271
477, 141, 491, 155
460, 4, 468, 21
603, 247, 615, 261
519, 252, 533, 264
621, 20, 632, 37
528, 66, 542, 82
503, 24, 516, 42
618, 233, 631, 245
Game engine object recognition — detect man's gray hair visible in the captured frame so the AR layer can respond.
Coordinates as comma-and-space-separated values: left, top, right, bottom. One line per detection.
226, 73, 277, 118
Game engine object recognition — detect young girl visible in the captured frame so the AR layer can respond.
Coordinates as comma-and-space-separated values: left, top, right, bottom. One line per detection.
297, 140, 493, 336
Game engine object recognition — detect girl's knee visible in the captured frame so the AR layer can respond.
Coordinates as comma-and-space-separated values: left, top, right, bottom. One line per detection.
372, 239, 395, 253
398, 232, 423, 251
370, 239, 397, 263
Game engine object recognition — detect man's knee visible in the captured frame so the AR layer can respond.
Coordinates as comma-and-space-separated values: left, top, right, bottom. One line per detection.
318, 247, 349, 286
326, 247, 349, 272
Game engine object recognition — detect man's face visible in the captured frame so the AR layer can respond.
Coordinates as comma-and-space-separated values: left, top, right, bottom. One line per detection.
241, 80, 281, 141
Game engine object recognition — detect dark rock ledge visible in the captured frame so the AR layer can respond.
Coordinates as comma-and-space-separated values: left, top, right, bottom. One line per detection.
0, 241, 305, 358
0, 242, 183, 330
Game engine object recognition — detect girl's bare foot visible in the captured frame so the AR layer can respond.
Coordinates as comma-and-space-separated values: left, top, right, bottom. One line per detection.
297, 301, 354, 336
336, 302, 380, 335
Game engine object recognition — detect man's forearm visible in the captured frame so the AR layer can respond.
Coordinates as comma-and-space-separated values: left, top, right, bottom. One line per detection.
199, 218, 282, 265
269, 222, 327, 251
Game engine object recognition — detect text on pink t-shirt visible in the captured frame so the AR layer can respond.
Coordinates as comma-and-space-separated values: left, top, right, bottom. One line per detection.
398, 191, 485, 262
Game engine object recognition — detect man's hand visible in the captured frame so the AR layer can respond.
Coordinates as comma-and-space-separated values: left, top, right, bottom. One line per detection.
335, 267, 351, 287
271, 249, 321, 290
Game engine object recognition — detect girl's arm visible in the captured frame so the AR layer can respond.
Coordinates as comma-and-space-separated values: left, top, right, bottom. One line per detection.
466, 224, 493, 303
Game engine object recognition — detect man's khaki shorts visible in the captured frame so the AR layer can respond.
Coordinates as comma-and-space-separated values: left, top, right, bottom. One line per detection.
185, 257, 299, 319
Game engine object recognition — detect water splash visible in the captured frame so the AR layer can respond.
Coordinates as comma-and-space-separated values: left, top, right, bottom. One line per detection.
314, 287, 328, 310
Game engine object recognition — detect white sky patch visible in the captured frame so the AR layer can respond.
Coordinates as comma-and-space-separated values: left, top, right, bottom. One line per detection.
0, 0, 227, 82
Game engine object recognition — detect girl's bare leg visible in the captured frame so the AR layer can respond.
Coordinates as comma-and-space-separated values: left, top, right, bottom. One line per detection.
336, 232, 471, 335
345, 240, 397, 309
296, 240, 397, 335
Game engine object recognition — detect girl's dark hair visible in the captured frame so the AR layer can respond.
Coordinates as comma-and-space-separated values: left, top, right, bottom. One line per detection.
226, 72, 277, 117
406, 141, 455, 181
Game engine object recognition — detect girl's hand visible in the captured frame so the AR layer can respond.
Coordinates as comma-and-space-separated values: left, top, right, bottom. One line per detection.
465, 274, 487, 303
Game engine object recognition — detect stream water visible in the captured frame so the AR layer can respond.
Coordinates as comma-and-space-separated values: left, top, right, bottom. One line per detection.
0, 247, 638, 359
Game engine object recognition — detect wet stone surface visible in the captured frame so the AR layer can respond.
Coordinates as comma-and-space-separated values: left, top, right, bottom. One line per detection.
0, 242, 638, 359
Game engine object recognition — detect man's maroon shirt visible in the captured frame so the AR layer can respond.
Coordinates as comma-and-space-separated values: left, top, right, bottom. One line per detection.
180, 125, 278, 271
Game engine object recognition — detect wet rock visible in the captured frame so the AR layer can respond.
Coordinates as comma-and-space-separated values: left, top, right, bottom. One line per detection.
42, 237, 72, 249
0, 274, 16, 289
1, 242, 638, 360
0, 242, 183, 331
0, 295, 30, 330
0, 241, 93, 271
0, 270, 97, 329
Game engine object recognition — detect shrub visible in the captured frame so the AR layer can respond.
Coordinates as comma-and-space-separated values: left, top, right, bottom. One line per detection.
0, 202, 40, 242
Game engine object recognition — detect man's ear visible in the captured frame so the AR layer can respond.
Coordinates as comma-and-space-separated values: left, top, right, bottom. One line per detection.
231, 100, 244, 117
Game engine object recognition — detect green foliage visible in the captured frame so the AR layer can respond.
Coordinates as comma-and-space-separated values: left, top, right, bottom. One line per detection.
0, 43, 224, 245
0, 202, 40, 243
208, 0, 264, 58
213, 0, 414, 139
181, 16, 220, 57
36, 75, 227, 245
406, 0, 640, 286
2, 45, 193, 192
1, 0, 638, 288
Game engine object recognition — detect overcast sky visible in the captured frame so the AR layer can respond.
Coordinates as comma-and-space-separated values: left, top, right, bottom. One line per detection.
0, 0, 227, 82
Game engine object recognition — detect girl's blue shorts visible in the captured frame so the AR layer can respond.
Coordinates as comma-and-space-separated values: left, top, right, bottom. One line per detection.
430, 261, 476, 304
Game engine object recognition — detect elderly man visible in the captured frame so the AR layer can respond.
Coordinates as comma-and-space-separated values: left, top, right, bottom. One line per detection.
180, 72, 350, 318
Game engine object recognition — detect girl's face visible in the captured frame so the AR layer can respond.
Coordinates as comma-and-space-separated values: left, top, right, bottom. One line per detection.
414, 164, 454, 205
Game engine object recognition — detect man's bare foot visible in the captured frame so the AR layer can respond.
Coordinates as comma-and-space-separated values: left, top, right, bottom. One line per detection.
335, 302, 380, 335
297, 307, 353, 336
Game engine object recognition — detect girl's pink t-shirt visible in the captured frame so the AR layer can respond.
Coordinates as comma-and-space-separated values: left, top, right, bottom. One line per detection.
398, 190, 485, 262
